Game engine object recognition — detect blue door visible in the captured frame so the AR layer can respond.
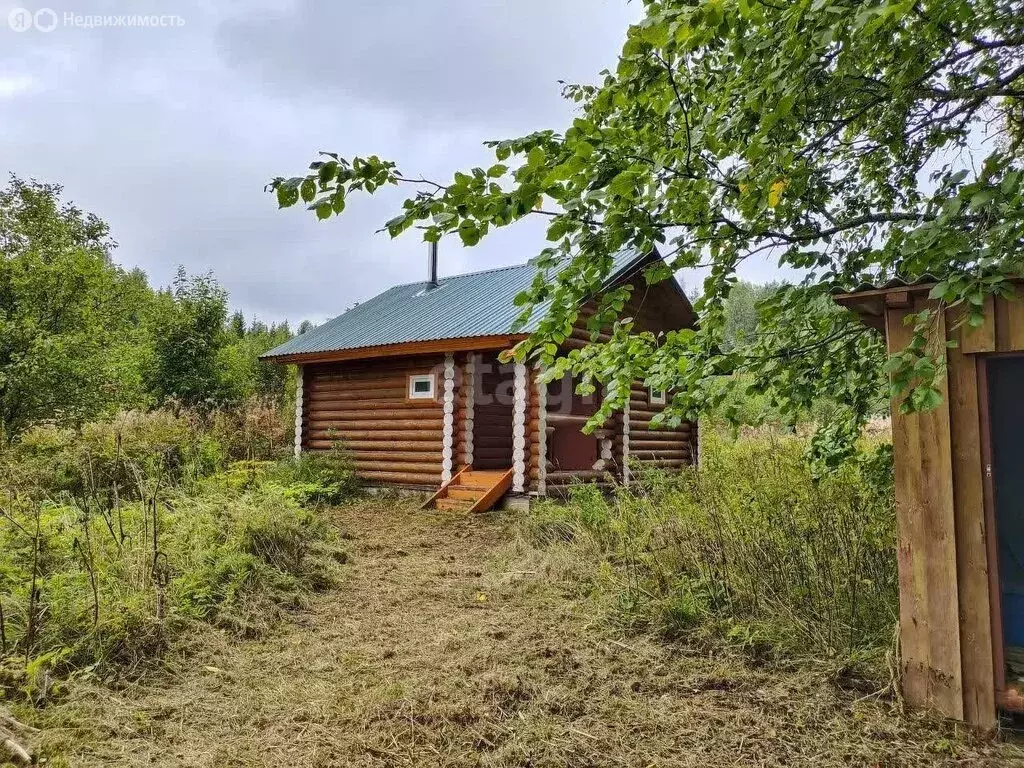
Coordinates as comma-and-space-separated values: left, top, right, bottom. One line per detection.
988, 356, 1024, 649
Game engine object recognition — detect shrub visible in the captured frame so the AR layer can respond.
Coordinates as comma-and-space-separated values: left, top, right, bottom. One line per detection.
265, 450, 360, 506
7, 401, 293, 503
0, 486, 344, 689
526, 431, 898, 667
8, 409, 221, 499
168, 487, 342, 632
0, 408, 354, 700
207, 397, 292, 463
202, 451, 358, 507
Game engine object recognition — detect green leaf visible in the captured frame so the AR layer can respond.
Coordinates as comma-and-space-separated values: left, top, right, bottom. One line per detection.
318, 161, 339, 186
384, 214, 408, 237
969, 188, 996, 209
917, 386, 943, 411
276, 185, 298, 209
881, 356, 903, 374
704, 0, 724, 28
639, 19, 669, 47
458, 220, 480, 247
300, 178, 316, 203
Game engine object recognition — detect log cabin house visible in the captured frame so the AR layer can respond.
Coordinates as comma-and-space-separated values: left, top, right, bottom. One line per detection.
262, 247, 698, 512
835, 278, 1024, 729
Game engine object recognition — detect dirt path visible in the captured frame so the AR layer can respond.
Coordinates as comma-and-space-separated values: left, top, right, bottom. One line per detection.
38, 498, 1017, 767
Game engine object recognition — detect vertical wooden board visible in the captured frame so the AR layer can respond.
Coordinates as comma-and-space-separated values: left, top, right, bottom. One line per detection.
996, 296, 1012, 352
960, 296, 996, 354
997, 295, 1024, 352
887, 306, 931, 707
1011, 292, 1024, 350
995, 297, 1009, 352
945, 314, 996, 727
912, 298, 963, 719
917, 401, 965, 719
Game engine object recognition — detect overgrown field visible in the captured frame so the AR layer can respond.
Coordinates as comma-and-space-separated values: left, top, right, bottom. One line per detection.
2, 418, 1020, 766
15, 495, 1015, 767
528, 431, 899, 673
0, 404, 356, 713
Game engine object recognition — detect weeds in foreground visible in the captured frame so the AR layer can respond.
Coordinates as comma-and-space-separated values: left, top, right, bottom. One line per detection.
527, 431, 898, 673
0, 407, 357, 712
26, 494, 1015, 768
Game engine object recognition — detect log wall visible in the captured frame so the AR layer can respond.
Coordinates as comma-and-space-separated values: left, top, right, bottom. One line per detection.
455, 354, 471, 469
628, 381, 697, 471
302, 354, 446, 487
555, 275, 698, 484
562, 275, 695, 353
528, 366, 542, 493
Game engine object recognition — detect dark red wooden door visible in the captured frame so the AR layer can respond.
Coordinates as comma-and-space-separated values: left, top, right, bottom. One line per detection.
546, 373, 599, 472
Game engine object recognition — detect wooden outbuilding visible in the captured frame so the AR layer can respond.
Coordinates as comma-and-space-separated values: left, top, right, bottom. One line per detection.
263, 248, 698, 512
835, 279, 1024, 728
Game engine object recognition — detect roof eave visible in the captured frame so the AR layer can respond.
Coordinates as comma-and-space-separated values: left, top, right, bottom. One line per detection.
261, 246, 692, 363
833, 283, 936, 333
261, 333, 529, 365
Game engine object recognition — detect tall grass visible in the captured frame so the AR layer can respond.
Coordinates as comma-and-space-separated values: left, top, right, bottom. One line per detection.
528, 431, 898, 666
0, 404, 357, 704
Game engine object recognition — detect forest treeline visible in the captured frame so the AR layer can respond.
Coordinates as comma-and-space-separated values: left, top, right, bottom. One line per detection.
0, 174, 785, 442
0, 176, 306, 441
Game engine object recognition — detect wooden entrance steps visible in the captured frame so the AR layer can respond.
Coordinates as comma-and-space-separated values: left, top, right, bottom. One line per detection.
422, 466, 514, 514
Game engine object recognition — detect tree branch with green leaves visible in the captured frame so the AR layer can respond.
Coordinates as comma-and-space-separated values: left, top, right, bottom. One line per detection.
270, 0, 1024, 466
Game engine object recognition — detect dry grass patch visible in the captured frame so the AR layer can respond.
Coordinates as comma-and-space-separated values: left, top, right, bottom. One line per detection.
16, 497, 1022, 767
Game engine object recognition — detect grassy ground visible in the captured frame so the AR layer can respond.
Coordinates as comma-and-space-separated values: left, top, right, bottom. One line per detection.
20, 497, 1022, 767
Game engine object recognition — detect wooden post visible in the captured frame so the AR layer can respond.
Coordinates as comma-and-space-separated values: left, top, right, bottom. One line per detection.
294, 365, 304, 459
512, 362, 527, 493
886, 299, 964, 721
535, 370, 547, 496
441, 353, 456, 484
622, 398, 630, 486
462, 354, 475, 466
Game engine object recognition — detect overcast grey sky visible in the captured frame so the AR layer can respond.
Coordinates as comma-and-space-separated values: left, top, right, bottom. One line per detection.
0, 0, 784, 327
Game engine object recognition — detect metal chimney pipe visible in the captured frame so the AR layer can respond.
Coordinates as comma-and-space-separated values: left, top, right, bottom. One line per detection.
427, 240, 439, 288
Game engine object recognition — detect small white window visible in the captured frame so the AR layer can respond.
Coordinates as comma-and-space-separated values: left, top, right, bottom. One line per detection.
649, 387, 666, 406
408, 374, 436, 400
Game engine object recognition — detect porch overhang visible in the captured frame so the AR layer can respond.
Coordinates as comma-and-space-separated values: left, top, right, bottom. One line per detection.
833, 284, 936, 333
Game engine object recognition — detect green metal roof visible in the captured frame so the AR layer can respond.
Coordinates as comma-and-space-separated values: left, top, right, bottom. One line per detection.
262, 249, 655, 359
